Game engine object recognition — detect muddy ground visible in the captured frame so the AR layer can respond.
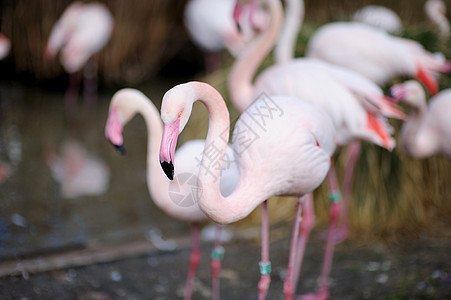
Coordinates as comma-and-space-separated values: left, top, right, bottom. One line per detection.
0, 222, 450, 300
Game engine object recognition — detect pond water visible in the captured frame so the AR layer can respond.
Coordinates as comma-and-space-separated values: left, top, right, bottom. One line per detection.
0, 79, 191, 259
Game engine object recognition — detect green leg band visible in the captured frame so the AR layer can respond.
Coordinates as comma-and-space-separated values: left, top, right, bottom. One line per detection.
211, 246, 225, 260
259, 261, 271, 275
329, 190, 342, 203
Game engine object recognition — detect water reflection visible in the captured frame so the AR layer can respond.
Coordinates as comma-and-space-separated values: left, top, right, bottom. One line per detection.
0, 81, 188, 259
45, 138, 110, 199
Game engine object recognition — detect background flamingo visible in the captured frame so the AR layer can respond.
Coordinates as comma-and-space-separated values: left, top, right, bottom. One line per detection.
105, 88, 239, 300
184, 0, 267, 72
0, 33, 11, 60
44, 1, 114, 108
390, 80, 451, 158
159, 81, 336, 300
306, 21, 451, 95
425, 0, 450, 41
352, 5, 403, 34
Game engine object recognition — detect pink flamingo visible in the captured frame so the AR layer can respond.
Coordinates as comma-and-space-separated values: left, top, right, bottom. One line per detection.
352, 5, 403, 34
306, 21, 451, 95
184, 0, 267, 72
0, 33, 11, 60
159, 81, 336, 300
105, 88, 239, 300
230, 0, 404, 298
44, 1, 114, 108
425, 0, 450, 41
390, 80, 451, 158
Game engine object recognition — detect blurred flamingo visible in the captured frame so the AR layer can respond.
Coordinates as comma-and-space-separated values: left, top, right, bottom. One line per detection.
0, 33, 11, 60
184, 0, 267, 72
352, 5, 403, 34
44, 1, 114, 108
391, 80, 451, 158
105, 88, 239, 300
425, 0, 450, 41
230, 0, 405, 297
306, 21, 451, 95
45, 139, 110, 199
159, 81, 336, 300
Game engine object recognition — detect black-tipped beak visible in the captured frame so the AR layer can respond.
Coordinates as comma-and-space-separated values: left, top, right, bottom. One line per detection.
111, 143, 126, 155
160, 161, 174, 180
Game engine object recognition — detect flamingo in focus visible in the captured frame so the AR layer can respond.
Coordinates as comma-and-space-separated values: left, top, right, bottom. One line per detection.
105, 88, 239, 300
44, 1, 114, 108
0, 33, 11, 60
352, 5, 403, 34
184, 0, 267, 72
306, 21, 451, 95
390, 80, 451, 158
159, 81, 336, 300
425, 0, 450, 41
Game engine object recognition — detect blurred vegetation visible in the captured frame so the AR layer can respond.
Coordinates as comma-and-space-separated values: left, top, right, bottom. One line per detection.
0, 0, 450, 242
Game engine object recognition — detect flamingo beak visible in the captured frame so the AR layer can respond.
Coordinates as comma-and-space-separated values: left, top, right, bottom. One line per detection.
159, 118, 181, 180
233, 0, 243, 32
105, 108, 126, 155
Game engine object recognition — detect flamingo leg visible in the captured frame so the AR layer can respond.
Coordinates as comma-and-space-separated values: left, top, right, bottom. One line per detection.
283, 196, 305, 300
297, 167, 341, 300
64, 70, 82, 110
184, 222, 201, 300
292, 193, 315, 295
336, 140, 361, 243
83, 55, 99, 107
211, 225, 224, 300
258, 200, 271, 300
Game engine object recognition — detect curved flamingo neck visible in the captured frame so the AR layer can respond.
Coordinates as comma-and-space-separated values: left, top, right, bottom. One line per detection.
274, 0, 304, 64
425, 1, 450, 38
401, 93, 430, 156
175, 82, 265, 224
228, 0, 283, 113
118, 92, 170, 210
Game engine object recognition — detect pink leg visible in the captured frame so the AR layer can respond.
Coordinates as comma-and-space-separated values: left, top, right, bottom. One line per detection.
298, 167, 342, 300
292, 193, 315, 294
83, 55, 98, 108
258, 201, 271, 300
184, 222, 201, 300
211, 225, 224, 300
284, 196, 307, 300
64, 71, 82, 110
336, 140, 361, 243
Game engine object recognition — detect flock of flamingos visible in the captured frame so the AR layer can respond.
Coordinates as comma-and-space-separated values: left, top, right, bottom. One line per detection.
1, 0, 450, 299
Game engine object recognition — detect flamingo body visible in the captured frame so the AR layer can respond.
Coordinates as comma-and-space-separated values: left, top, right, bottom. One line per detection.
306, 22, 451, 94
391, 81, 451, 158
45, 2, 114, 73
184, 0, 265, 56
352, 5, 402, 34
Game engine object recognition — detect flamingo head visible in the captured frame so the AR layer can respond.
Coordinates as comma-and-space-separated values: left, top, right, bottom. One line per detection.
390, 80, 427, 110
233, 0, 244, 32
105, 89, 149, 155
159, 84, 194, 180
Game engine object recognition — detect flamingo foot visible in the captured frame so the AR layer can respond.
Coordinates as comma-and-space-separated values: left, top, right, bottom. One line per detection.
295, 288, 329, 300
